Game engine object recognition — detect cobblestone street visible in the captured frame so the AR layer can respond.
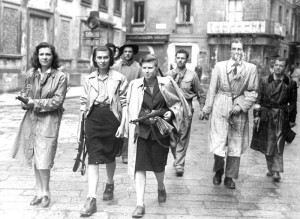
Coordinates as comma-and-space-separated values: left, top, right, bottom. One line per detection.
0, 87, 300, 218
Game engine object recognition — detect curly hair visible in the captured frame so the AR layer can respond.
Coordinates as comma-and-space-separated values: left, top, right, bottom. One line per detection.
31, 42, 60, 70
92, 46, 114, 68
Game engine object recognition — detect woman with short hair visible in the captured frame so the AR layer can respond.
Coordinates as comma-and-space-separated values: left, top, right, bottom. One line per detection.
127, 54, 191, 218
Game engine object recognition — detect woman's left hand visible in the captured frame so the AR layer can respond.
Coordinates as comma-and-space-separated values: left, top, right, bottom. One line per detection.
115, 125, 124, 138
163, 111, 172, 121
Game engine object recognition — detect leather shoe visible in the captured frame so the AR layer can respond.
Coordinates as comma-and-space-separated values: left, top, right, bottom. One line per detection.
273, 172, 281, 182
158, 188, 167, 203
41, 196, 51, 208
213, 169, 224, 185
224, 177, 235, 189
103, 183, 114, 201
266, 170, 274, 177
132, 205, 145, 218
30, 196, 42, 206
176, 168, 184, 177
80, 197, 97, 217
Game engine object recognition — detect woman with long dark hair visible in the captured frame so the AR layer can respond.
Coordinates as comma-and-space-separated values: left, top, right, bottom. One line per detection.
12, 42, 68, 208
79, 46, 128, 217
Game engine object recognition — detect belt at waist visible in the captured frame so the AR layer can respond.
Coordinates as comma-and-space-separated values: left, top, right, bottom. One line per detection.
217, 90, 233, 97
93, 103, 110, 108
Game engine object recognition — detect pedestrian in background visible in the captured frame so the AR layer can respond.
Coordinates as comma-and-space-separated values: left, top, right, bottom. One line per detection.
127, 54, 191, 218
165, 49, 206, 177
291, 62, 300, 87
79, 46, 128, 217
12, 42, 68, 208
260, 52, 280, 78
203, 38, 258, 189
250, 57, 297, 182
112, 43, 143, 164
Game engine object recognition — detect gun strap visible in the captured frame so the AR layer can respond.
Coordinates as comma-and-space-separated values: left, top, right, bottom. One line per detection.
150, 124, 172, 148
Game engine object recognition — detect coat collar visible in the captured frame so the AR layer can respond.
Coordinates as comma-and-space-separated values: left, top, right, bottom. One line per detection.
267, 73, 289, 85
34, 68, 56, 78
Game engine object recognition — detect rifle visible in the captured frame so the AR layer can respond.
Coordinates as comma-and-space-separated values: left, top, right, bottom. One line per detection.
130, 108, 169, 124
73, 114, 87, 176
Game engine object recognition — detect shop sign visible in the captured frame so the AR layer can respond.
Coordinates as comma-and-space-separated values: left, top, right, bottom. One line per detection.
207, 21, 266, 34
126, 34, 169, 42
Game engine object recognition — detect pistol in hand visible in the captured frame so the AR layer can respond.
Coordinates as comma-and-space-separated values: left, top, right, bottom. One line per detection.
16, 96, 29, 104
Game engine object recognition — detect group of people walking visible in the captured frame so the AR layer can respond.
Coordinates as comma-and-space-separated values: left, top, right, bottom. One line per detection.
11, 37, 297, 218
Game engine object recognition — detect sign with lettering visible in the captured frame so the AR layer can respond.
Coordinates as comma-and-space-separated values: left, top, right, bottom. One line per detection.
83, 38, 101, 46
126, 34, 169, 42
84, 30, 101, 38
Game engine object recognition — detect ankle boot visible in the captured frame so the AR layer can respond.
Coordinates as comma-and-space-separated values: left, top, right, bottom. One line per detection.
213, 169, 224, 185
80, 197, 97, 217
103, 183, 114, 201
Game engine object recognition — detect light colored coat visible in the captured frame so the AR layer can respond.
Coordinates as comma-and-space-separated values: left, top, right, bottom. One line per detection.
80, 69, 128, 121
203, 59, 258, 157
11, 68, 68, 169
127, 76, 192, 178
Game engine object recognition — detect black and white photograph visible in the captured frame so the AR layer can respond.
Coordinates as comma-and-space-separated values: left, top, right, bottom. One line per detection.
0, 0, 300, 218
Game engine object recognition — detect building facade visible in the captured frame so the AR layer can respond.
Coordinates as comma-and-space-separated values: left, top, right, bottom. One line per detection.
0, 0, 126, 92
124, 0, 300, 74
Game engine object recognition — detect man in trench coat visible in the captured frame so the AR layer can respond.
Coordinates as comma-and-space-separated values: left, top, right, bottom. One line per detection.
203, 38, 258, 189
250, 57, 297, 182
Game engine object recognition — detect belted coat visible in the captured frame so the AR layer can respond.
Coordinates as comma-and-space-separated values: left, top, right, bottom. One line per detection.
203, 59, 258, 157
11, 68, 68, 169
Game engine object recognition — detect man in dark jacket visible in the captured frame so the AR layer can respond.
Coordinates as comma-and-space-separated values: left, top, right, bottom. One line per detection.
260, 52, 280, 79
250, 57, 297, 182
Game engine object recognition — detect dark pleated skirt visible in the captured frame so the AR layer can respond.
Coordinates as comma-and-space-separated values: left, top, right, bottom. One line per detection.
135, 136, 170, 173
85, 106, 120, 164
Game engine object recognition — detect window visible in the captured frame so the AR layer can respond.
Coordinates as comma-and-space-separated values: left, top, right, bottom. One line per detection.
1, 7, 20, 54
81, 0, 92, 7
134, 1, 144, 23
179, 0, 191, 22
99, 0, 108, 11
114, 0, 122, 16
228, 0, 242, 22
278, 6, 282, 23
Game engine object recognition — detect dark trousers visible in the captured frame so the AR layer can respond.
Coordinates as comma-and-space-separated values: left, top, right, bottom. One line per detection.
122, 138, 128, 160
213, 154, 240, 179
265, 154, 283, 172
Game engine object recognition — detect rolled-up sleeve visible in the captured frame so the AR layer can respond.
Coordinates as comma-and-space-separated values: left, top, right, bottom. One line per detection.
192, 74, 206, 106
119, 76, 128, 107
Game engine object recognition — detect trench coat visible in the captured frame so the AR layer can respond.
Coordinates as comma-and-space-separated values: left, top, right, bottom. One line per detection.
250, 74, 297, 155
11, 68, 68, 169
203, 59, 258, 157
126, 76, 192, 178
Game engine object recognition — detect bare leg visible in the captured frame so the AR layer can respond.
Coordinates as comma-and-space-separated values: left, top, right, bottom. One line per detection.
106, 161, 116, 184
154, 171, 165, 190
87, 164, 99, 198
39, 169, 50, 197
135, 171, 146, 206
34, 165, 42, 198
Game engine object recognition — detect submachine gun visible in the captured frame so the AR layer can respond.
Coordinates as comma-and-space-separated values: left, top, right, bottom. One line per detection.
73, 114, 87, 176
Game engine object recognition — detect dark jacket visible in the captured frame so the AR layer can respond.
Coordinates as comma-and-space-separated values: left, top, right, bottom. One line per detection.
250, 74, 297, 155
